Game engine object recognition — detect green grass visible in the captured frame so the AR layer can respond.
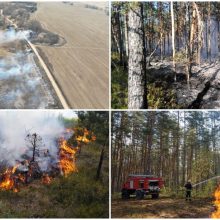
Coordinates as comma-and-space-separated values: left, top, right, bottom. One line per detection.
111, 53, 128, 109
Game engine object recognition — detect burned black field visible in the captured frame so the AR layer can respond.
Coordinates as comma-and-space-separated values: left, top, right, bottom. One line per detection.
0, 111, 109, 218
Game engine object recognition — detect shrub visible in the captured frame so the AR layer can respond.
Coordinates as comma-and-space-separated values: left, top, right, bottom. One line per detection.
25, 20, 43, 34
111, 52, 128, 109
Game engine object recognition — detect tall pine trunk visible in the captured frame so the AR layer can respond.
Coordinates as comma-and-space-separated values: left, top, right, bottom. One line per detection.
208, 2, 211, 63
171, 2, 176, 81
128, 3, 147, 109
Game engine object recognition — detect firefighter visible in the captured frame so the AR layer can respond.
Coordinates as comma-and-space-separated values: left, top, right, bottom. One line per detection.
184, 181, 192, 201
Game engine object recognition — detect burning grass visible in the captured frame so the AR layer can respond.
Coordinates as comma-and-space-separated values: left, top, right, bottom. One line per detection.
0, 128, 96, 193
0, 143, 108, 218
212, 185, 220, 218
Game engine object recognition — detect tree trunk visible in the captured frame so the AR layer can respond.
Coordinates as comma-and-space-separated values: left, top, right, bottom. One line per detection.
208, 2, 211, 63
128, 3, 147, 109
171, 2, 176, 81
96, 146, 105, 180
218, 20, 220, 54
188, 3, 196, 84
124, 13, 129, 57
32, 133, 37, 162
194, 2, 203, 66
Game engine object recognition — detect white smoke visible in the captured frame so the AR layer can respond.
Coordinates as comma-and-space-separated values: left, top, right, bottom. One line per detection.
0, 111, 69, 170
0, 52, 33, 79
0, 29, 31, 44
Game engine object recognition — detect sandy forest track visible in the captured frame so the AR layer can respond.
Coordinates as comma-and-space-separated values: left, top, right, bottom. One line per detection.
112, 197, 214, 218
33, 2, 109, 109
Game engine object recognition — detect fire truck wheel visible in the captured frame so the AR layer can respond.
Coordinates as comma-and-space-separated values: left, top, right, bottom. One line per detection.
121, 189, 130, 199
151, 193, 159, 199
136, 190, 144, 200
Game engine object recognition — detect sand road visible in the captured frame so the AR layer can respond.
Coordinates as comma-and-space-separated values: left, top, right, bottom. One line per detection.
33, 2, 109, 109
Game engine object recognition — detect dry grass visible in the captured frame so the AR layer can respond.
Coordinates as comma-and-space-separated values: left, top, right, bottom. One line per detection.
32, 2, 109, 109
0, 47, 11, 57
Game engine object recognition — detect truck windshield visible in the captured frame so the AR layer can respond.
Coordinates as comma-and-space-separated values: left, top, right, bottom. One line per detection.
149, 181, 159, 186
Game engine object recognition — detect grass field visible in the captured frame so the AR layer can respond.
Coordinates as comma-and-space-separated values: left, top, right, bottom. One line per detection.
33, 2, 109, 109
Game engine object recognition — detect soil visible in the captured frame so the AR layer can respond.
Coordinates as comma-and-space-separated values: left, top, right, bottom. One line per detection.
112, 197, 214, 218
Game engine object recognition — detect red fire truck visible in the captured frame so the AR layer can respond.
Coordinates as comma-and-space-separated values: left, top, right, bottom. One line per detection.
121, 174, 164, 199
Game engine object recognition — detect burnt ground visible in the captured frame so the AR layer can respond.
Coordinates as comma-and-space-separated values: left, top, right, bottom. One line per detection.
0, 40, 62, 109
148, 60, 220, 109
112, 197, 214, 218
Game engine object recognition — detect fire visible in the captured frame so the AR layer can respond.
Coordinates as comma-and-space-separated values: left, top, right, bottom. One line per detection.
0, 164, 19, 191
42, 173, 52, 185
59, 137, 78, 176
58, 128, 96, 177
17, 173, 25, 183
75, 128, 96, 144
212, 185, 220, 218
0, 127, 97, 192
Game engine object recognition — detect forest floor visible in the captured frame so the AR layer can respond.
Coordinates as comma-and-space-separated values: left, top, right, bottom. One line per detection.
148, 60, 220, 109
112, 197, 214, 218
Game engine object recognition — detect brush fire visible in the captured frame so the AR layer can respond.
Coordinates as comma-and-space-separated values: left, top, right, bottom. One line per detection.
212, 185, 220, 218
0, 128, 96, 192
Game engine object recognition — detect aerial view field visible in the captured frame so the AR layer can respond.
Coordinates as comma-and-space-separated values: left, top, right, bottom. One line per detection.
0, 2, 109, 109
33, 2, 109, 109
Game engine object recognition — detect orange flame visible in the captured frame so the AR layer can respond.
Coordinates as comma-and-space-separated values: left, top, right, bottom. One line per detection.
0, 127, 97, 192
75, 128, 96, 144
212, 185, 220, 218
0, 164, 19, 191
59, 137, 78, 176
58, 128, 96, 177
41, 173, 52, 185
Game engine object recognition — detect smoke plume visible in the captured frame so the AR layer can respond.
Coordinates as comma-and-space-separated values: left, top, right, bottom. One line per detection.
0, 111, 70, 170
0, 29, 31, 44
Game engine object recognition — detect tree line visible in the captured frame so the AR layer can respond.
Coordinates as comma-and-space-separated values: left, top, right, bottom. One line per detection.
112, 111, 220, 194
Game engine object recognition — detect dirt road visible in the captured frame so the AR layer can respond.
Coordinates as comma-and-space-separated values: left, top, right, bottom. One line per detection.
33, 2, 109, 109
112, 197, 214, 218
4, 11, 68, 109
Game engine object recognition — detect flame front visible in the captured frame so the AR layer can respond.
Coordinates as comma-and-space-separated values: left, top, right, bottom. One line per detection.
0, 127, 96, 192
0, 164, 19, 191
59, 128, 96, 177
212, 185, 220, 218
75, 128, 96, 144
42, 173, 52, 185
59, 138, 78, 176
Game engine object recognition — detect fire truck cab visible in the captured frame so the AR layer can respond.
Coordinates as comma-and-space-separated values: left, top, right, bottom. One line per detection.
121, 174, 164, 200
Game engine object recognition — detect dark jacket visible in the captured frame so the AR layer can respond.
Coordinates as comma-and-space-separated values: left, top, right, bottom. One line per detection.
185, 182, 192, 190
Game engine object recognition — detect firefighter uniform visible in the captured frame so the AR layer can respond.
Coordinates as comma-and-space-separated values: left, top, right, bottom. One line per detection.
184, 181, 192, 201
